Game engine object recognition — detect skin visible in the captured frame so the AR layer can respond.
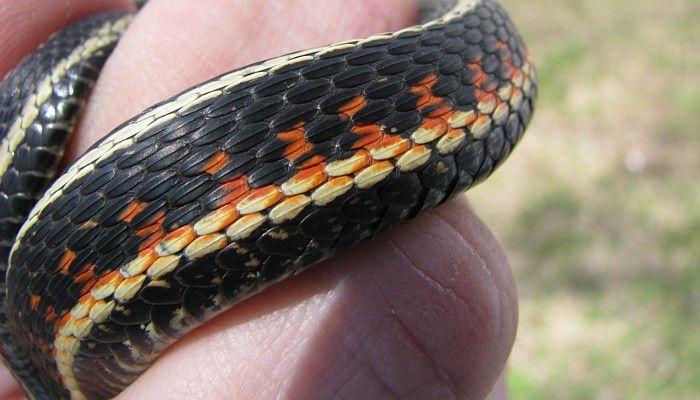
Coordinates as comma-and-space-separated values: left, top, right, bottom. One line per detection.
0, 1, 518, 399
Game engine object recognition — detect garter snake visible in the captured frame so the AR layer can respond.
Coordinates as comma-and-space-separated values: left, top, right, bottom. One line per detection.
0, 0, 536, 398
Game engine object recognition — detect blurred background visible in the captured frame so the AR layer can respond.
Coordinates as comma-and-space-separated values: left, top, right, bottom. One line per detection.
472, 0, 699, 398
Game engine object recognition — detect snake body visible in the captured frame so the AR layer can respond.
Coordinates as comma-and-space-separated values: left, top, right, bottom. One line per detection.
0, 1, 536, 398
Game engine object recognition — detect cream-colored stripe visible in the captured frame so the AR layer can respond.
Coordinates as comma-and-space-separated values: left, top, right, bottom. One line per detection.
47, 2, 489, 395
0, 16, 132, 182
13, 0, 482, 253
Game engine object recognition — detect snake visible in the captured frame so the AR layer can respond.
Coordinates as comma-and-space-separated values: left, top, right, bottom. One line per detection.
0, 0, 536, 398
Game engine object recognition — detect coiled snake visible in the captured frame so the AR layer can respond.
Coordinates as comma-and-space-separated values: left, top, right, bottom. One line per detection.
0, 0, 536, 398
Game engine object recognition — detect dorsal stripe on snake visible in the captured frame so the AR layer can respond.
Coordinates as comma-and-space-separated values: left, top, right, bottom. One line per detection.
0, 13, 132, 399
0, 1, 536, 398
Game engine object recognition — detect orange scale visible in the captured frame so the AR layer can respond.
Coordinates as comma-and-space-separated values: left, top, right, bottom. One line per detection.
56, 250, 76, 274
30, 295, 41, 311
465, 63, 488, 85
54, 312, 73, 335
74, 264, 96, 295
351, 124, 383, 149
201, 150, 230, 175
296, 155, 326, 169
278, 130, 314, 162
90, 270, 123, 300
236, 185, 283, 214
218, 176, 249, 206
118, 200, 147, 223
338, 95, 367, 119
45, 306, 57, 324
426, 104, 454, 118
366, 135, 412, 160
281, 164, 327, 196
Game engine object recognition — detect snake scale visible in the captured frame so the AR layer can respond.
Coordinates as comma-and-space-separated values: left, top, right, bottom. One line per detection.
0, 0, 536, 398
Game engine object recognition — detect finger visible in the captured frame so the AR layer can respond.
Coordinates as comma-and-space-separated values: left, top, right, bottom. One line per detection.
0, 0, 133, 79
486, 372, 509, 400
0, 365, 23, 400
120, 197, 517, 399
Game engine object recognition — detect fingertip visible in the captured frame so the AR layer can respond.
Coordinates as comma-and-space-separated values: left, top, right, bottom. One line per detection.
367, 196, 518, 398
0, 365, 24, 400
0, 0, 133, 78
430, 196, 519, 344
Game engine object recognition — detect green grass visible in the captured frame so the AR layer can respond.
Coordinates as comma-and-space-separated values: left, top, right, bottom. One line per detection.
470, 0, 700, 398
536, 41, 586, 105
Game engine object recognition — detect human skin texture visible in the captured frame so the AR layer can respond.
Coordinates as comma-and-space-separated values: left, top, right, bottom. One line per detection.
0, 0, 517, 399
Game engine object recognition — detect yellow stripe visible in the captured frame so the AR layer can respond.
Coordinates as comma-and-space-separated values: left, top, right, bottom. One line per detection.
0, 16, 132, 181
12, 0, 483, 252
40, 2, 494, 395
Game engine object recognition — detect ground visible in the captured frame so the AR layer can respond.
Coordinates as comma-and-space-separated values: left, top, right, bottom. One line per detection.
473, 1, 699, 398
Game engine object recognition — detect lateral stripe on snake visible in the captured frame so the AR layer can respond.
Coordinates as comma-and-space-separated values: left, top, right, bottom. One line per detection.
0, 1, 536, 398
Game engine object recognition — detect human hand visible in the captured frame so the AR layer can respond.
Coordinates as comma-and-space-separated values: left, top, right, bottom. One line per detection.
0, 1, 517, 398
